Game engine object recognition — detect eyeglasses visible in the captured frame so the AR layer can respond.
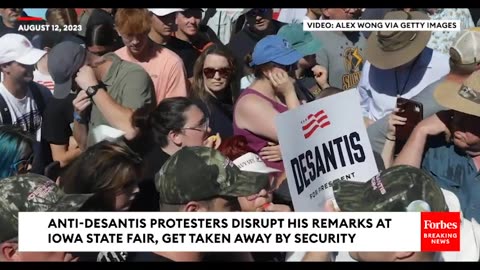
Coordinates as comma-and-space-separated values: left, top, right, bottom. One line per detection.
11, 154, 34, 174
247, 8, 269, 17
182, 118, 210, 132
203, 67, 232, 79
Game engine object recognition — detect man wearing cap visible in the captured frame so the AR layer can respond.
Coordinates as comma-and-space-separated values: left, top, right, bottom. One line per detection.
148, 8, 183, 46
358, 10, 450, 125
312, 8, 365, 91
367, 27, 480, 155
165, 8, 220, 80
302, 165, 480, 261
0, 173, 92, 261
114, 9, 187, 104
0, 33, 53, 174
394, 70, 480, 223
48, 41, 155, 150
228, 8, 286, 77
127, 146, 269, 261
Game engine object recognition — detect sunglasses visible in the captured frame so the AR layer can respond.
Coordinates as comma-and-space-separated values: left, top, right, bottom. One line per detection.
203, 67, 232, 79
11, 154, 34, 173
247, 8, 269, 17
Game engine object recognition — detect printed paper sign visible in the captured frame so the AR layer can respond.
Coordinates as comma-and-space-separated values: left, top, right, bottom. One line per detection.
275, 90, 378, 212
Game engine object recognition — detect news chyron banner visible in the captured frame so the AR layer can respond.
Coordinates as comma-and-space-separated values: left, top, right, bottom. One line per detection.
275, 90, 378, 212
18, 212, 461, 252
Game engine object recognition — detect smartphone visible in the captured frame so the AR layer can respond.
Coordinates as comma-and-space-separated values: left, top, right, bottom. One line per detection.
395, 98, 423, 142
394, 98, 423, 156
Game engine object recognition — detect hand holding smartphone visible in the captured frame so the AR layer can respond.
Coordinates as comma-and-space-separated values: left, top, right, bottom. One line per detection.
395, 97, 424, 142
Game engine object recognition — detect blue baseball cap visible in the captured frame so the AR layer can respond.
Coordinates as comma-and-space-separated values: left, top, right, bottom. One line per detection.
250, 35, 303, 67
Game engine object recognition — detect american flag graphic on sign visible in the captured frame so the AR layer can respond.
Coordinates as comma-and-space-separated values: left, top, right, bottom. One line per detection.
301, 109, 331, 139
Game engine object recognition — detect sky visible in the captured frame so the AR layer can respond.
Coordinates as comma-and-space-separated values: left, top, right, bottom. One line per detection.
23, 8, 48, 19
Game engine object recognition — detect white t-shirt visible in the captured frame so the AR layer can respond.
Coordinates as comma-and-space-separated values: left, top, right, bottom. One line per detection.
0, 82, 42, 142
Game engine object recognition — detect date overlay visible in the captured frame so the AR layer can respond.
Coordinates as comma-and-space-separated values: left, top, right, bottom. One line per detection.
18, 24, 83, 32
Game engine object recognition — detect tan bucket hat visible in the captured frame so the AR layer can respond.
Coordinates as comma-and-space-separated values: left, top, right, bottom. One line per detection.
434, 70, 480, 117
365, 10, 431, 70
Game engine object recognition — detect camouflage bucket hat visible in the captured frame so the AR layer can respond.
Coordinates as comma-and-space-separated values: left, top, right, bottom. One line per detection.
155, 146, 270, 204
0, 174, 93, 243
332, 165, 448, 212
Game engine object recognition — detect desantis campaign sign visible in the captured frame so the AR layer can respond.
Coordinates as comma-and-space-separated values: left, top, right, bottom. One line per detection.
276, 90, 378, 212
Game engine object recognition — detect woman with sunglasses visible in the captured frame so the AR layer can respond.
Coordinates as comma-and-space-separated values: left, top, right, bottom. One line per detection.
234, 35, 302, 173
0, 125, 34, 178
191, 44, 238, 138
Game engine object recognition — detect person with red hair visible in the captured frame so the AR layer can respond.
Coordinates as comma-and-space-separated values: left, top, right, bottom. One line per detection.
218, 135, 291, 212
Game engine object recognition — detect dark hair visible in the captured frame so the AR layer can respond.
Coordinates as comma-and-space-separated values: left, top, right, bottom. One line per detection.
131, 97, 196, 148
61, 141, 143, 211
217, 135, 254, 161
85, 23, 116, 48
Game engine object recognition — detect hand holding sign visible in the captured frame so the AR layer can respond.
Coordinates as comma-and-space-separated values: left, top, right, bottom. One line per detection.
275, 90, 378, 212
260, 142, 282, 162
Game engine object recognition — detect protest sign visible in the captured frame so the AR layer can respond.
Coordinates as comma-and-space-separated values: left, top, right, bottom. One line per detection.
275, 90, 378, 211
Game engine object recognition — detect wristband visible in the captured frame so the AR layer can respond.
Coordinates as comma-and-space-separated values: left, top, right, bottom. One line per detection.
73, 111, 87, 124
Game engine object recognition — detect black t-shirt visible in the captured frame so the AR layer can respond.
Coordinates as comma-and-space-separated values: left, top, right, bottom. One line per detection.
195, 95, 233, 139
128, 146, 171, 212
41, 94, 75, 145
127, 252, 174, 262
227, 20, 286, 76
165, 37, 200, 78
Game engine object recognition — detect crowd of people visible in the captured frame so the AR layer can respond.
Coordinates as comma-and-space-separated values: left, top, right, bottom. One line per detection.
0, 8, 479, 262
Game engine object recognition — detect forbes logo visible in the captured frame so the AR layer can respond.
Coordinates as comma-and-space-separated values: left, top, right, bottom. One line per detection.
420, 212, 460, 252
423, 220, 458, 230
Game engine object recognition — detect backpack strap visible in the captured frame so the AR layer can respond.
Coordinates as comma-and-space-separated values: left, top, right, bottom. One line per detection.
28, 81, 46, 115
0, 93, 12, 125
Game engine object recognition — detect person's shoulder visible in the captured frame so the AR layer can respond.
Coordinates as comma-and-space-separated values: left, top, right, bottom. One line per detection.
157, 46, 184, 64
236, 89, 271, 108
114, 46, 128, 58
30, 81, 52, 100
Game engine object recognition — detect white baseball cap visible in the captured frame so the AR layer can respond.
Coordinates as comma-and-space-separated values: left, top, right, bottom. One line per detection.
233, 152, 281, 174
0, 34, 46, 65
148, 9, 184, 16
450, 27, 480, 65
